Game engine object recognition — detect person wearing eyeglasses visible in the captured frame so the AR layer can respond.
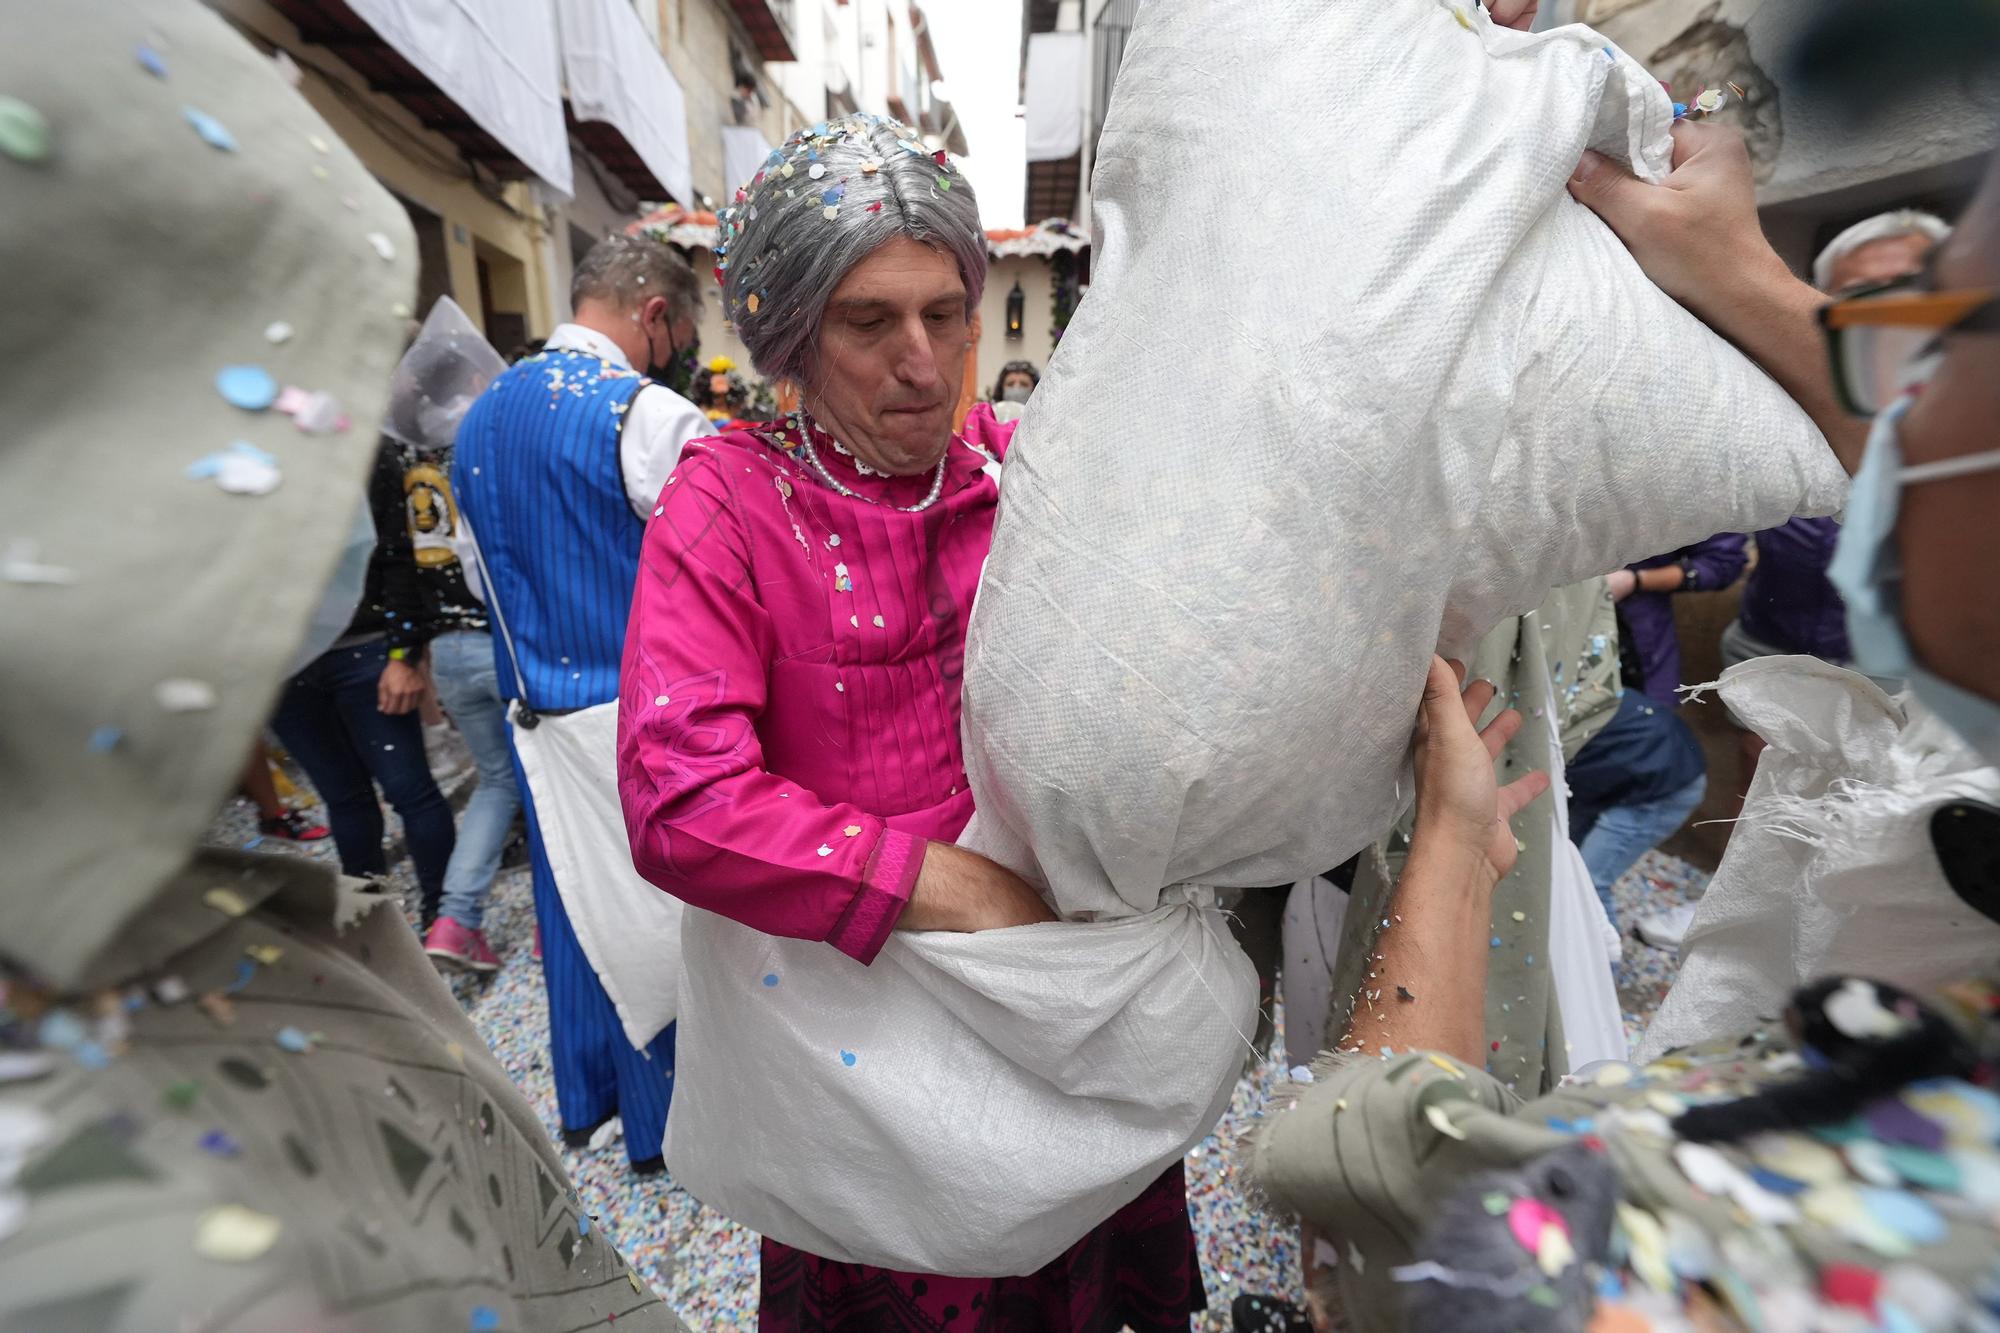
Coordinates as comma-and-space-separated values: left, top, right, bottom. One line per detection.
1711, 212, 1950, 824
1244, 84, 2000, 1333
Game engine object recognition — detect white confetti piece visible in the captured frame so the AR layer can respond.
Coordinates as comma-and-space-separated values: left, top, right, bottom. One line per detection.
366, 231, 395, 261
263, 321, 294, 344
2, 538, 77, 585
156, 678, 218, 712
194, 1204, 282, 1262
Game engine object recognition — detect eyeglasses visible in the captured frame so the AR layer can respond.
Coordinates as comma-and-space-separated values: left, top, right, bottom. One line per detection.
1819, 263, 2000, 416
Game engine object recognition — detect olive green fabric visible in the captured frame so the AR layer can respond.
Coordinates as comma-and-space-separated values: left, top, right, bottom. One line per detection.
0, 5, 687, 1327
0, 0, 414, 991
0, 854, 690, 1332
1248, 1002, 2000, 1332
1323, 581, 1620, 1099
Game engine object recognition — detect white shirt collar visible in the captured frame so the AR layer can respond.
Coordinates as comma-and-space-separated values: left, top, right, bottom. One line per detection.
546, 322, 633, 371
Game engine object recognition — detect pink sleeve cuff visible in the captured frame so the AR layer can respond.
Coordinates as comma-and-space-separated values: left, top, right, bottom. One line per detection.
826, 828, 928, 965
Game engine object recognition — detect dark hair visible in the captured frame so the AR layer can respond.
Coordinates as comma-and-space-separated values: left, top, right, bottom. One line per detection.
992, 360, 1040, 400
570, 234, 702, 324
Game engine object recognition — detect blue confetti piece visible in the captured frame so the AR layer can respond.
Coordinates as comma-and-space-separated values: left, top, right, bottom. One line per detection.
1490, 936, 1503, 948
469, 1307, 501, 1332
274, 1025, 313, 1053
200, 1129, 242, 1158
215, 364, 278, 411
839, 1050, 857, 1067
1525, 955, 1535, 965
1602, 45, 1614, 59
1672, 102, 1688, 118
187, 440, 279, 479
762, 973, 779, 987
74, 1041, 111, 1070
224, 958, 257, 995
137, 44, 168, 78
38, 1010, 87, 1051
242, 835, 264, 851
183, 104, 238, 152
1749, 1165, 1808, 1197
88, 726, 122, 753
1546, 1115, 1595, 1134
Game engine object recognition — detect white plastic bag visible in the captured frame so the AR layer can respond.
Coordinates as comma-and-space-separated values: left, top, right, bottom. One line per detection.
665, 895, 1255, 1275
1637, 657, 2000, 1061
962, 0, 1847, 916
510, 700, 683, 1050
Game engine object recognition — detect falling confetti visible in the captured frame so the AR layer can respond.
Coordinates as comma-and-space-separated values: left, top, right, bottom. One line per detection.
366, 231, 396, 261
263, 321, 294, 344
135, 44, 169, 78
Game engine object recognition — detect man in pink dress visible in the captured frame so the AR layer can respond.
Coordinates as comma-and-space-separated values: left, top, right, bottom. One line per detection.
617, 114, 1205, 1330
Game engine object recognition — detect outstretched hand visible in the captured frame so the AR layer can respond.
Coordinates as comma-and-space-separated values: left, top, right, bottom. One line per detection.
1410, 657, 1551, 886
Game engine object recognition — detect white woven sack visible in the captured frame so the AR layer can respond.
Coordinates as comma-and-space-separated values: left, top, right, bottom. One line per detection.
962, 0, 1848, 915
1637, 658, 2000, 1062
664, 896, 1256, 1275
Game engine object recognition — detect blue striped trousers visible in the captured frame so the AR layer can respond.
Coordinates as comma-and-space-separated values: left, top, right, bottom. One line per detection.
509, 737, 675, 1166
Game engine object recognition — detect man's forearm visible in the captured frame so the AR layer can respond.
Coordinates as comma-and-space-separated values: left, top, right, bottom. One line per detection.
1714, 262, 1869, 473
1336, 837, 1496, 1066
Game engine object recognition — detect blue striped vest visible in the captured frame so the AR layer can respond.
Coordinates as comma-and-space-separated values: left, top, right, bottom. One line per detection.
452, 348, 647, 712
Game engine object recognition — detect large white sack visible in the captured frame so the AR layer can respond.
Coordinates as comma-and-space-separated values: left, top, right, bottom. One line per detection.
1636, 658, 2000, 1062
962, 0, 1848, 913
509, 700, 683, 1050
665, 895, 1256, 1275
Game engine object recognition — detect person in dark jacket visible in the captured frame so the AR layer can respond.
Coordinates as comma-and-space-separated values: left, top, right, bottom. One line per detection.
1567, 689, 1707, 942
1607, 532, 1748, 707
269, 438, 455, 924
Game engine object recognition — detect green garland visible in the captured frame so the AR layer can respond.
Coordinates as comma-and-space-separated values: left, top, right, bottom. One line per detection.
1050, 251, 1081, 343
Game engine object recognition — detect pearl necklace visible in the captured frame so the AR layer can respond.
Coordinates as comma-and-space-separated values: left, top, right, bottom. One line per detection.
789, 413, 948, 513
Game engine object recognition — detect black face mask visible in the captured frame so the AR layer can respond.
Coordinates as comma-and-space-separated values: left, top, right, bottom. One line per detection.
645, 318, 695, 386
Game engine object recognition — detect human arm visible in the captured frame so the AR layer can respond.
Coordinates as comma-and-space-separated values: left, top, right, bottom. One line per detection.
366, 442, 434, 713
1336, 659, 1551, 1067
617, 448, 1029, 962
621, 384, 713, 519
1619, 532, 1750, 601
1567, 123, 1868, 472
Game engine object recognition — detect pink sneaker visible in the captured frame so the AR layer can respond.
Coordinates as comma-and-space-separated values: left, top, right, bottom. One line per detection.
424, 917, 500, 973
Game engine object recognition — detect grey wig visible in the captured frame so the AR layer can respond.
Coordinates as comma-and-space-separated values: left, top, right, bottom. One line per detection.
714, 114, 987, 388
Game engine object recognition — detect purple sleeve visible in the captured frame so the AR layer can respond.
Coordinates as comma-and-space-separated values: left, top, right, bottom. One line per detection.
1683, 532, 1749, 592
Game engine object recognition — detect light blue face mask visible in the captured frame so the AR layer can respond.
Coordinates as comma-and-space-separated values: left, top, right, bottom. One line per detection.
1827, 397, 2000, 765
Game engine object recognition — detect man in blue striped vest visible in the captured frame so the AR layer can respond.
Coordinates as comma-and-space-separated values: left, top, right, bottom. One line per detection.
454, 236, 707, 1174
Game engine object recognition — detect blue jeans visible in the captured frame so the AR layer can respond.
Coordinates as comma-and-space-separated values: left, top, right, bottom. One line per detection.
1579, 774, 1707, 922
431, 630, 520, 931
271, 637, 456, 916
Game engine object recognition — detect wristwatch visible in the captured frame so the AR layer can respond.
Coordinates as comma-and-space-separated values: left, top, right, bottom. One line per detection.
1678, 557, 1700, 590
